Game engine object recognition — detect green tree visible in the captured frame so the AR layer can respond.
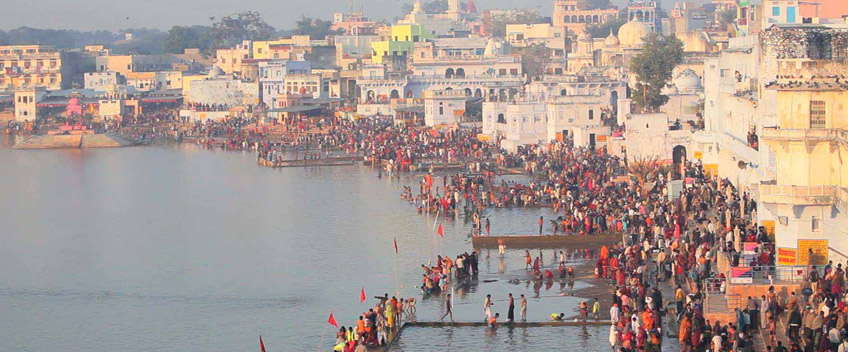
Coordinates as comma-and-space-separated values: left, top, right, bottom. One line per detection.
521, 44, 552, 81
487, 9, 540, 38
165, 26, 212, 54
209, 11, 276, 51
629, 34, 684, 112
586, 17, 627, 38
718, 9, 737, 28
293, 16, 342, 39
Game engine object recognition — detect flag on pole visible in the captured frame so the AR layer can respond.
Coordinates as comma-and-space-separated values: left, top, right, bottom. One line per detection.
393, 238, 399, 254
328, 312, 338, 328
259, 335, 266, 352
360, 287, 366, 303
437, 224, 444, 238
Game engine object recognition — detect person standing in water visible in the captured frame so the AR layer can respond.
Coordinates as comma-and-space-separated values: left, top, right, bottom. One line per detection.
485, 218, 490, 236
593, 298, 601, 320
507, 293, 515, 322
498, 238, 505, 257
520, 294, 527, 322
538, 216, 544, 235
440, 294, 454, 322
484, 294, 493, 321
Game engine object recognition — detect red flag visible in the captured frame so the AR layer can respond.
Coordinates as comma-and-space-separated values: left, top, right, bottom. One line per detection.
393, 238, 399, 254
360, 287, 366, 303
328, 312, 339, 327
437, 224, 444, 238
259, 335, 266, 352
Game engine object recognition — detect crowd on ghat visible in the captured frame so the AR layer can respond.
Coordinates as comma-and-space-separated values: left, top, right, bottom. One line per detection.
36, 112, 845, 352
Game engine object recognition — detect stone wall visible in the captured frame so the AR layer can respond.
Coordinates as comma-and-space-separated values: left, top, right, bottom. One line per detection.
760, 26, 848, 61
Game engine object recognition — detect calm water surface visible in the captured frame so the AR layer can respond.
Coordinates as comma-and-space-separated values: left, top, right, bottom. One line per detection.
0, 136, 613, 351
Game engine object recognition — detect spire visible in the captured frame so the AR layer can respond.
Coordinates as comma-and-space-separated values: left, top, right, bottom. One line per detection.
466, 0, 477, 13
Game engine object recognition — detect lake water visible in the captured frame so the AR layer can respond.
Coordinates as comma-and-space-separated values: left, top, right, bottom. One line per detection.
0, 137, 614, 351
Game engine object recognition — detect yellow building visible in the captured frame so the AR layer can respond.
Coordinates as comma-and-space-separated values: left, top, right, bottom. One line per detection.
252, 36, 313, 59
0, 45, 65, 92
370, 24, 433, 64
758, 61, 848, 263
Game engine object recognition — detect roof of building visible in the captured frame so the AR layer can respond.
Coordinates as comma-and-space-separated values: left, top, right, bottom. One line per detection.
618, 20, 650, 47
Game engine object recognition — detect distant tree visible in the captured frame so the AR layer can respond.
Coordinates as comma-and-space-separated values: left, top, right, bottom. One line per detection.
293, 16, 343, 39
577, 0, 612, 10
629, 34, 684, 112
112, 28, 167, 55
521, 44, 552, 81
165, 26, 212, 54
0, 27, 119, 49
487, 9, 540, 38
718, 9, 737, 28
401, 0, 467, 14
209, 11, 276, 51
586, 17, 627, 38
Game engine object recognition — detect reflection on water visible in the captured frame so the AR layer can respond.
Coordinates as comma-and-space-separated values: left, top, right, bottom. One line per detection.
389, 326, 612, 351
0, 140, 612, 351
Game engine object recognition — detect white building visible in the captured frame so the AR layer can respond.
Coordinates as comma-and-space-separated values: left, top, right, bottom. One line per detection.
424, 89, 466, 126
84, 71, 122, 91
258, 60, 311, 107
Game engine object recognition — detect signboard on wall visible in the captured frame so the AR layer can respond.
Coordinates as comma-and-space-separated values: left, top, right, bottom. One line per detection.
730, 267, 753, 284
798, 239, 828, 265
777, 247, 798, 266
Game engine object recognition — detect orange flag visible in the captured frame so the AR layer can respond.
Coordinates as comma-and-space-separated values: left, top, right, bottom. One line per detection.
328, 312, 339, 327
259, 335, 266, 352
437, 224, 444, 237
360, 287, 366, 303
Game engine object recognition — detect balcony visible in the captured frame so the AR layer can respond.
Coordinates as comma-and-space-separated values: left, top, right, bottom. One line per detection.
762, 127, 848, 144
754, 184, 847, 208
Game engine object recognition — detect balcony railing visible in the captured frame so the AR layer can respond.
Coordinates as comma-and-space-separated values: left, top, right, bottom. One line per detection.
754, 183, 843, 206
762, 127, 848, 144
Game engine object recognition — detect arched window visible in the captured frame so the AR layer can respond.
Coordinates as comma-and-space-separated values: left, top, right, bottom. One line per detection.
445, 68, 455, 78
455, 68, 465, 78
579, 15, 585, 23
564, 16, 571, 23
497, 113, 506, 123
560, 89, 567, 96
390, 89, 399, 99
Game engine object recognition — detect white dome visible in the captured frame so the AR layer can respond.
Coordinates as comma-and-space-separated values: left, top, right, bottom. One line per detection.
674, 69, 702, 90
618, 20, 650, 47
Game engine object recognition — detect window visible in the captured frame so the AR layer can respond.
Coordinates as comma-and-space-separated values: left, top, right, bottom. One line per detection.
811, 216, 820, 232
497, 113, 506, 123
498, 69, 507, 75
510, 69, 518, 75
439, 106, 444, 115
589, 110, 594, 120
772, 6, 780, 16
810, 101, 825, 128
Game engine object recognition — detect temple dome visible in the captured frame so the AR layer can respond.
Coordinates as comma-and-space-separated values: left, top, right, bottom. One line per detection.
674, 69, 702, 90
604, 31, 620, 46
618, 20, 650, 47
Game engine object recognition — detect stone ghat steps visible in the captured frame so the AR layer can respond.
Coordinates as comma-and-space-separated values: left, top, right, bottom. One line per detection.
13, 133, 138, 149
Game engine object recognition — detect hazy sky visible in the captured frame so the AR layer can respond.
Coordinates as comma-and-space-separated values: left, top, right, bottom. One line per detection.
2, 0, 705, 31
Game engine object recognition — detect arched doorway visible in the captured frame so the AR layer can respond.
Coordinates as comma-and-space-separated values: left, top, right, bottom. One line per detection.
464, 88, 472, 96
366, 90, 375, 101
672, 145, 687, 180
497, 113, 506, 123
445, 68, 455, 78
474, 88, 482, 98
390, 89, 400, 99
560, 89, 567, 96
455, 68, 465, 78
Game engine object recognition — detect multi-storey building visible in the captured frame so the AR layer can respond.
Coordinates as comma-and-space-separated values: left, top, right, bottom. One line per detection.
0, 45, 84, 92
552, 0, 618, 32
757, 61, 848, 263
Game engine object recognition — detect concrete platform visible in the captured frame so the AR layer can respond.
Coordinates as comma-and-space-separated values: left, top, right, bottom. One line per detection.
13, 133, 138, 149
